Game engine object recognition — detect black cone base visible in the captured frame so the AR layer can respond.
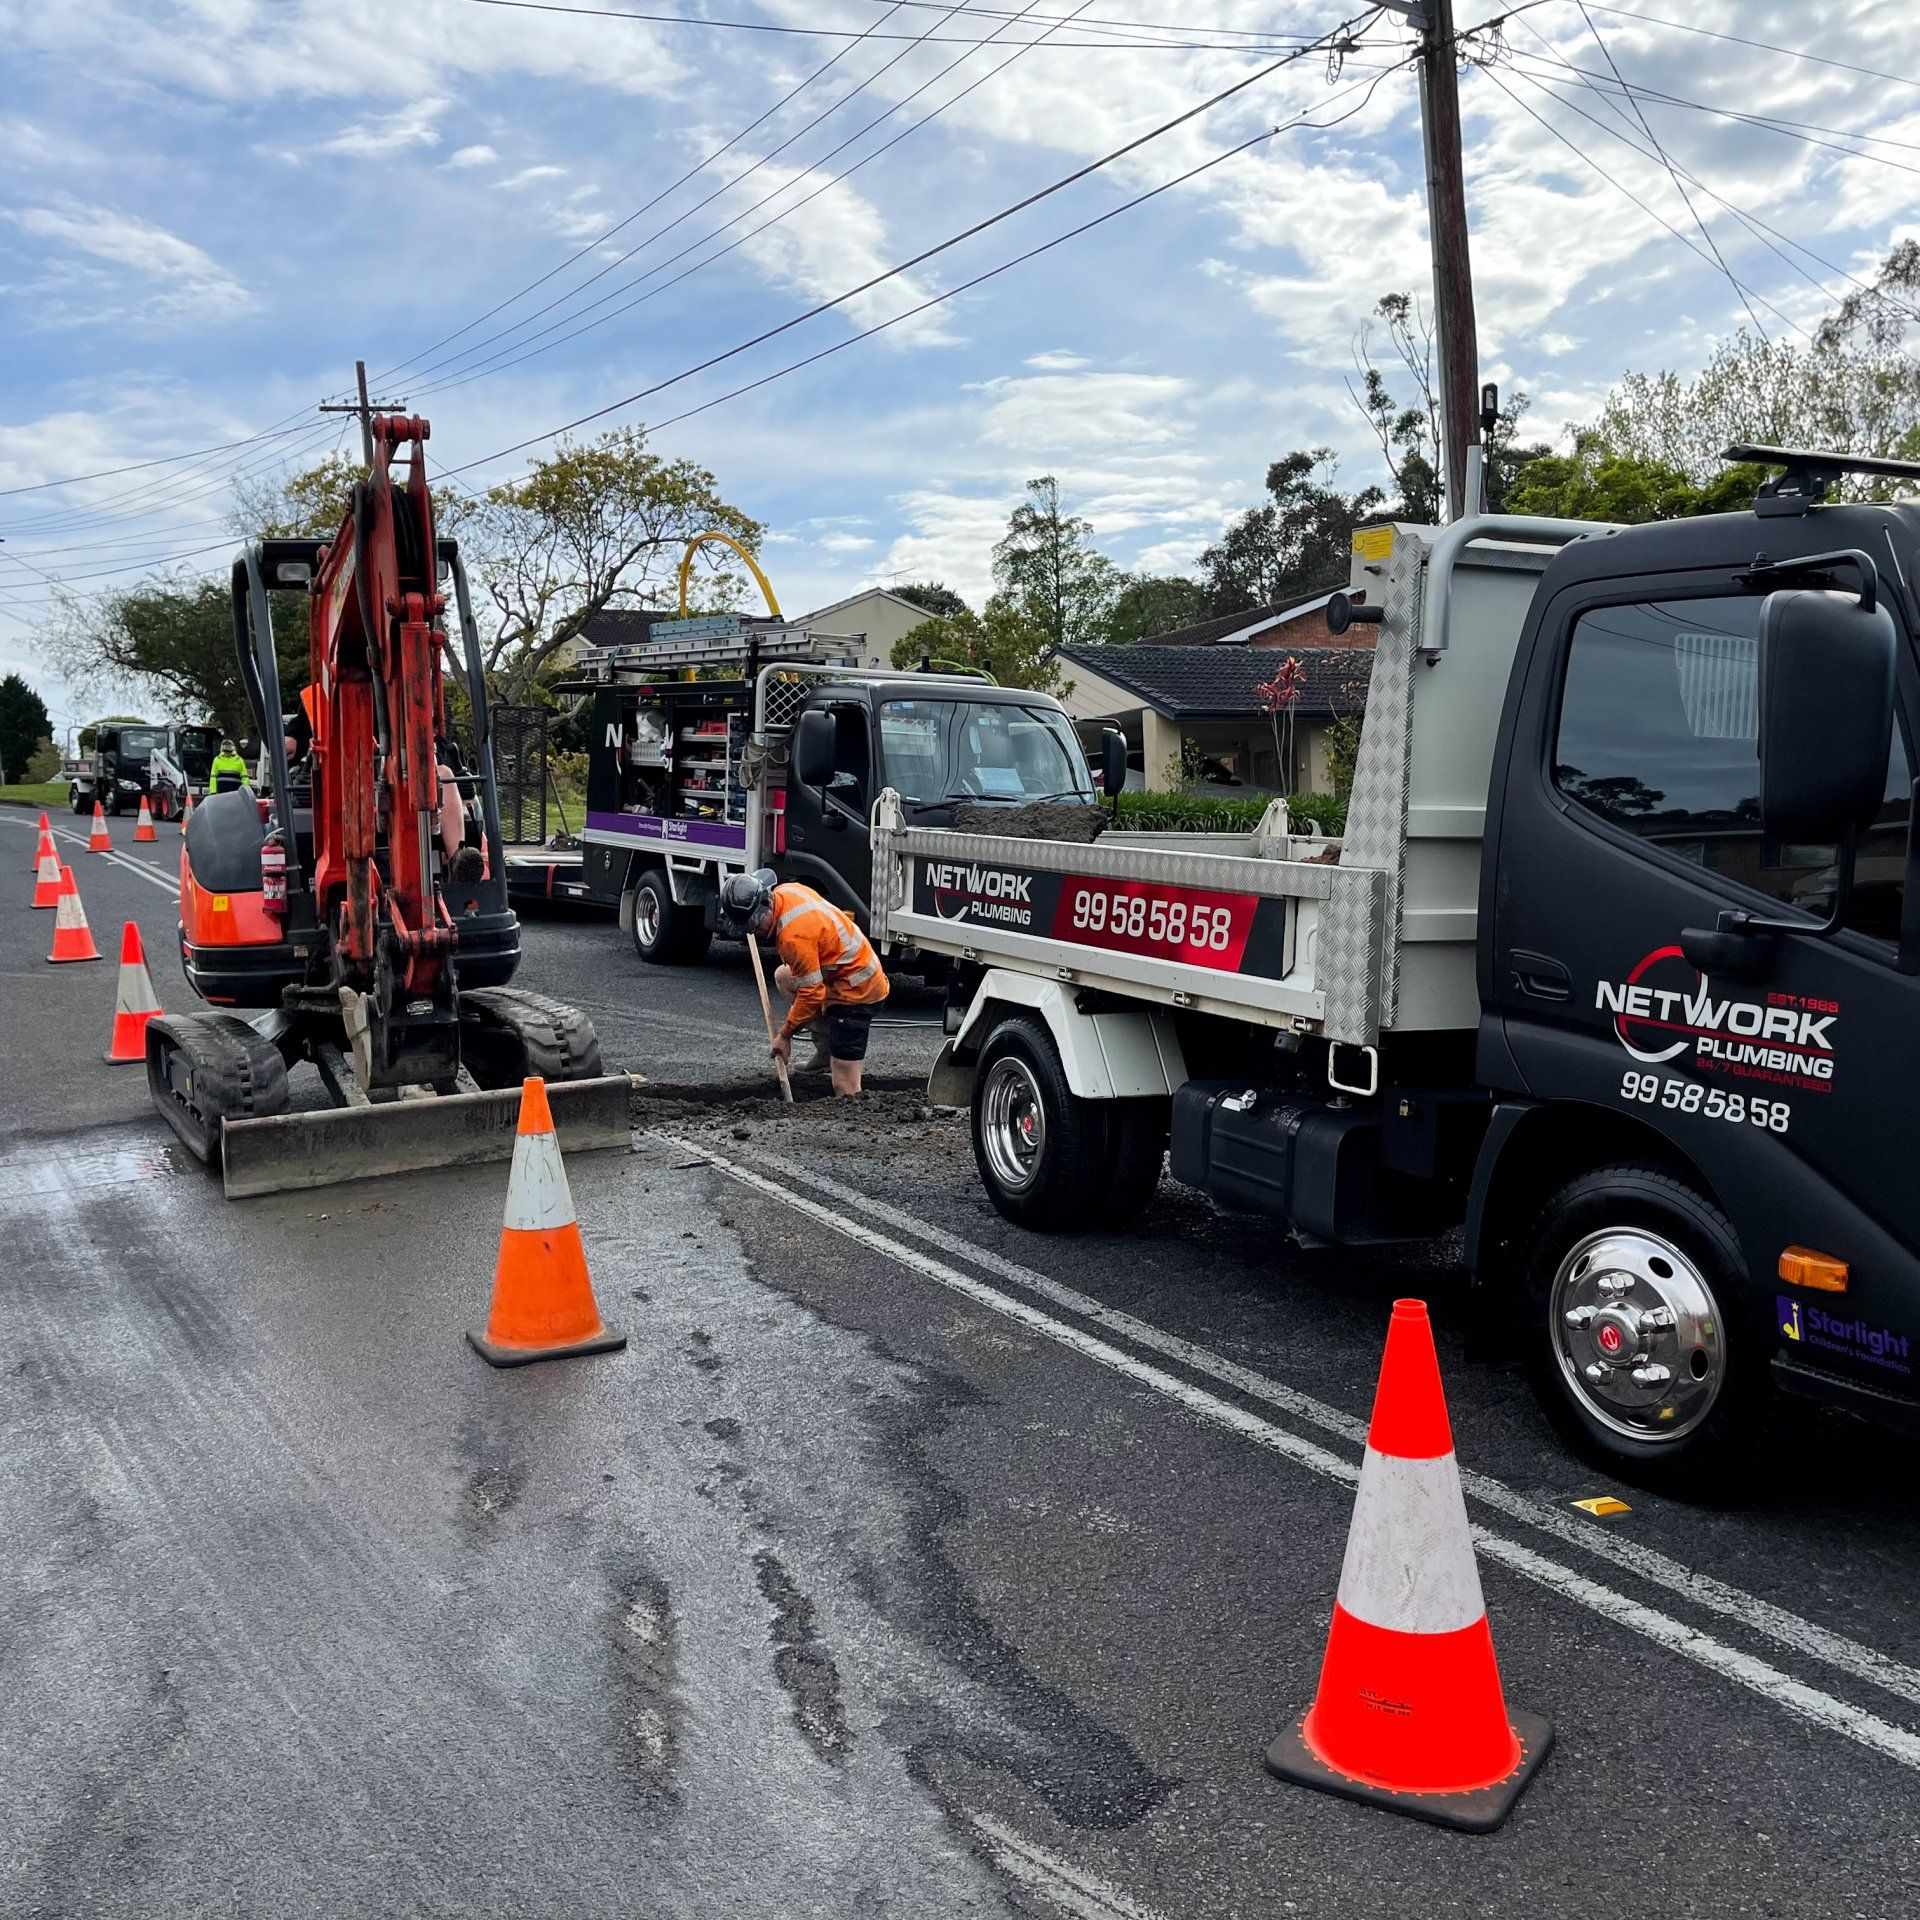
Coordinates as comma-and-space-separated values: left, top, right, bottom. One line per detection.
1264, 1707, 1553, 1833
466, 1326, 627, 1369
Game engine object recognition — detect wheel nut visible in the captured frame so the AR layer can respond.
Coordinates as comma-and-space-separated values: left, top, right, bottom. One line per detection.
1565, 1304, 1597, 1328
1630, 1363, 1672, 1388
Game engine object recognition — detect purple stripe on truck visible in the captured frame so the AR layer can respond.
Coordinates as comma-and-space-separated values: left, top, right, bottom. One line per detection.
585, 809, 749, 851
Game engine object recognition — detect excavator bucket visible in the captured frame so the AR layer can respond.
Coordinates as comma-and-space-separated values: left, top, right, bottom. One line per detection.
217, 1073, 636, 1200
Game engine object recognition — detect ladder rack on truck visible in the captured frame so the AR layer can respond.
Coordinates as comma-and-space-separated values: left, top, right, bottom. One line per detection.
564, 610, 1020, 965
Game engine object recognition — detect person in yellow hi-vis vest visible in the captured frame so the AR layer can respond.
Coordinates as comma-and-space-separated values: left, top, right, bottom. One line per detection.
720, 868, 888, 1097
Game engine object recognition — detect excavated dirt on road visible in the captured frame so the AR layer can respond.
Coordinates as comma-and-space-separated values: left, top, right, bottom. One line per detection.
632, 1083, 961, 1160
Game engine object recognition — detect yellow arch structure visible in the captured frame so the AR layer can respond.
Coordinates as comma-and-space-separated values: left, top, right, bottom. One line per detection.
677, 531, 781, 619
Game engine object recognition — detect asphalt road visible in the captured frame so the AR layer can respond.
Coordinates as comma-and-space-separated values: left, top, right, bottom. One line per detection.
6, 804, 1920, 1918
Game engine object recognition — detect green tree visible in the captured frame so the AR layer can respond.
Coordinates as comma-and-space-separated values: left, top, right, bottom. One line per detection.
890, 602, 1068, 698
893, 580, 971, 620
48, 575, 292, 739
990, 475, 1120, 648
1590, 243, 1920, 491
1506, 435, 1764, 523
1197, 452, 1379, 616
78, 715, 145, 753
463, 426, 761, 704
1106, 573, 1210, 643
24, 737, 61, 781
0, 673, 53, 783
232, 451, 362, 540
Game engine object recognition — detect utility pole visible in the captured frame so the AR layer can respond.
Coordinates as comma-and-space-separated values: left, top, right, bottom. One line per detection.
318, 360, 407, 470
1376, 1, 1481, 519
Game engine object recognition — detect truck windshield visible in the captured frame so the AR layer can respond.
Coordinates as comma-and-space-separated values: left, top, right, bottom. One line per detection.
176, 728, 219, 780
117, 728, 164, 759
879, 699, 1094, 805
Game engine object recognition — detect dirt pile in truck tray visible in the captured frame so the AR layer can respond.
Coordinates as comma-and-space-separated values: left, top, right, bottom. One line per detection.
951, 799, 1106, 842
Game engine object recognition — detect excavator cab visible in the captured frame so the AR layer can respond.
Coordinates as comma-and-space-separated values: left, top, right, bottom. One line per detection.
149, 415, 624, 1195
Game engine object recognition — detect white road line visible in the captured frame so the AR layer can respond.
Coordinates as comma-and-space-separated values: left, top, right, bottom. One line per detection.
966, 1813, 1163, 1920
1, 813, 182, 897
749, 1145, 1920, 1717
665, 1134, 1920, 1775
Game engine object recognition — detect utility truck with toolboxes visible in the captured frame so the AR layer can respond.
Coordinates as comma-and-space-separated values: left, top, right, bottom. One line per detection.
564, 613, 1100, 966
869, 448, 1920, 1490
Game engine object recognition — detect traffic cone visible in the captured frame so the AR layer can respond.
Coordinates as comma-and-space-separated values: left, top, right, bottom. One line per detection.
182, 792, 194, 832
103, 921, 163, 1060
1264, 1299, 1551, 1832
30, 812, 50, 868
133, 795, 157, 843
31, 843, 63, 908
47, 866, 102, 963
89, 801, 112, 852
467, 1077, 626, 1368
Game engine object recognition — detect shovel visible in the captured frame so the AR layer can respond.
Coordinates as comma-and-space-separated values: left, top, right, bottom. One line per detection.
746, 936, 795, 1105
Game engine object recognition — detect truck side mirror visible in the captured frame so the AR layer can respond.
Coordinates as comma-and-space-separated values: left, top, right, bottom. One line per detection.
1101, 728, 1128, 799
1758, 588, 1895, 844
793, 709, 836, 789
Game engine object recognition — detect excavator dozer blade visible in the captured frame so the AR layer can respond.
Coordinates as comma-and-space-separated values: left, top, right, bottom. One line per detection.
218, 1073, 637, 1200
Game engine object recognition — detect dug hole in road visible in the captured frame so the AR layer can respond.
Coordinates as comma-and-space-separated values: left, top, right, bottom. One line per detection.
4, 806, 1920, 1917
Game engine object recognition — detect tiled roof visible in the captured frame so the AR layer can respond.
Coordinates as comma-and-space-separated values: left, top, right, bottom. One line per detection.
1055, 643, 1370, 718
1142, 585, 1346, 647
579, 607, 668, 648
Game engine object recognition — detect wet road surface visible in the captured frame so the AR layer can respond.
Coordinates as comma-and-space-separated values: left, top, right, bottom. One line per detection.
6, 805, 1920, 1917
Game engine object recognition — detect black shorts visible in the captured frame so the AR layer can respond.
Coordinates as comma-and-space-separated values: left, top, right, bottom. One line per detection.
823, 1002, 876, 1061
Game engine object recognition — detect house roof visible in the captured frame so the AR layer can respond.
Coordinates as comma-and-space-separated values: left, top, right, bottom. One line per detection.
579, 607, 669, 648
796, 587, 939, 625
1055, 643, 1371, 719
1141, 585, 1346, 648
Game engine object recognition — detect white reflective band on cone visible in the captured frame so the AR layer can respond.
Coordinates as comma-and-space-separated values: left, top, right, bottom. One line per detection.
1335, 1446, 1487, 1635
115, 963, 161, 1016
503, 1126, 577, 1233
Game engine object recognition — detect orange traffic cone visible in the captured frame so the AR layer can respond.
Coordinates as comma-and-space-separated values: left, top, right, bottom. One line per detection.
133, 795, 157, 842
30, 812, 50, 868
182, 792, 194, 832
1264, 1299, 1550, 1832
31, 843, 63, 908
103, 921, 163, 1061
47, 865, 102, 963
467, 1077, 626, 1368
89, 801, 112, 852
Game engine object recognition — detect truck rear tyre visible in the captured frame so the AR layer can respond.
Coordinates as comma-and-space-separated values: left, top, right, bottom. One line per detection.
69, 787, 87, 815
1520, 1163, 1769, 1497
1101, 1099, 1169, 1223
972, 1017, 1110, 1231
631, 869, 712, 965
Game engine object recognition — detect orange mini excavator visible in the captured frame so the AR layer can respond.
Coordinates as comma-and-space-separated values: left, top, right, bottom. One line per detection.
147, 414, 628, 1196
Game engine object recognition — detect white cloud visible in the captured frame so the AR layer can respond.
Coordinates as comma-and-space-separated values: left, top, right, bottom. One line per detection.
6, 201, 253, 321
818, 532, 874, 553
318, 96, 446, 159
446, 143, 499, 169
498, 165, 568, 190
1025, 350, 1091, 371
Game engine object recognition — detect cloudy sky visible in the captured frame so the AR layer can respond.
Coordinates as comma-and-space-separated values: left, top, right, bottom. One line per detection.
0, 0, 1914, 735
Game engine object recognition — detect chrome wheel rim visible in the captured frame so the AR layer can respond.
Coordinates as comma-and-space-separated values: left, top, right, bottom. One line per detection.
1551, 1227, 1725, 1442
980, 1055, 1046, 1194
635, 883, 662, 950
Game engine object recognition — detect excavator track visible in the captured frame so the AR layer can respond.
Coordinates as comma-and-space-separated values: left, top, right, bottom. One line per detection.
458, 986, 606, 1087
146, 1012, 293, 1166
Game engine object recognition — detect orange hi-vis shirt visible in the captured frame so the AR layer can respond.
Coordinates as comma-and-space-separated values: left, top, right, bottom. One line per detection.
769, 882, 888, 1038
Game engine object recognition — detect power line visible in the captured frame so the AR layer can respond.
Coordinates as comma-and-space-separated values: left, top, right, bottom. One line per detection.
0, 418, 323, 502
464, 0, 1319, 50
442, 9, 1375, 475
848, 0, 1285, 42
403, 0, 1061, 391
635, 63, 1408, 443
1474, 63, 1813, 341
409, 0, 1139, 398
1578, 4, 1920, 97
1504, 24, 1920, 326
379, 4, 927, 382
1573, 3, 1767, 339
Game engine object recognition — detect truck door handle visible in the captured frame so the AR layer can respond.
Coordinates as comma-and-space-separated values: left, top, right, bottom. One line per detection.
1511, 950, 1573, 1001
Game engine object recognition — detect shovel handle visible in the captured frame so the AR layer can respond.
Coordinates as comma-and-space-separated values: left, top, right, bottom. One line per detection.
746, 936, 795, 1105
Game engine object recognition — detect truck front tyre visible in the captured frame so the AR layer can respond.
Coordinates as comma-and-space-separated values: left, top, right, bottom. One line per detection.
630, 869, 712, 966
972, 1017, 1138, 1231
1520, 1164, 1768, 1495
